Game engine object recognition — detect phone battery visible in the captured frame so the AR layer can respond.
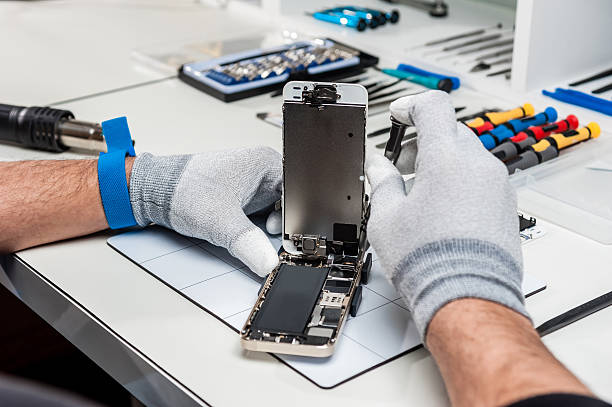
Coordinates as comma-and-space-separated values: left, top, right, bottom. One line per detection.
251, 264, 329, 335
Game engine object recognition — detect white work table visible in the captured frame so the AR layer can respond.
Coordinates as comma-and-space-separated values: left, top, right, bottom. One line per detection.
1, 1, 611, 406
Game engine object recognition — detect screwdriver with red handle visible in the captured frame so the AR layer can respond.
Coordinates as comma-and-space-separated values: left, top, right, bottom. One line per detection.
468, 121, 494, 136
490, 115, 579, 161
506, 122, 600, 174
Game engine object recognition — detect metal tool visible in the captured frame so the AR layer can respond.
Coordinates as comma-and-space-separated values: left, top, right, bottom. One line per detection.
0, 103, 107, 153
592, 82, 612, 94
456, 38, 513, 55
369, 88, 411, 102
569, 68, 612, 87
474, 47, 513, 61
385, 116, 408, 163
438, 33, 503, 52
506, 122, 601, 174
384, 0, 447, 17
470, 57, 513, 72
411, 23, 502, 48
486, 67, 512, 77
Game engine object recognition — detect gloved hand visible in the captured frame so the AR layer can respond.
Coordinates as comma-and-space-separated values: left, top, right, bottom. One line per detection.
129, 147, 282, 277
366, 91, 529, 342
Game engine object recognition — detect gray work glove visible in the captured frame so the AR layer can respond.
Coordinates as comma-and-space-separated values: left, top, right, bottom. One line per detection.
366, 91, 530, 342
129, 147, 282, 277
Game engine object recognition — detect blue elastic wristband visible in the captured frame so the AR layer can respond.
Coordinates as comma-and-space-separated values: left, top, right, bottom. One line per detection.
97, 116, 137, 229
97, 150, 137, 229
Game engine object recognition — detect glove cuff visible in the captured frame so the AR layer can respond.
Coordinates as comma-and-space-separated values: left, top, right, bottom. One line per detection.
391, 238, 530, 342
129, 153, 191, 227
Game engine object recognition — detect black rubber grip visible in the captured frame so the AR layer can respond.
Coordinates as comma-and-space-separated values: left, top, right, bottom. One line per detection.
0, 104, 74, 152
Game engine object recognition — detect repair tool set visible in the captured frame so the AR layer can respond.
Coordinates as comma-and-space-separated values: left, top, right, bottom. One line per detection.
179, 39, 378, 102
410, 24, 514, 79
309, 6, 400, 31
464, 104, 601, 173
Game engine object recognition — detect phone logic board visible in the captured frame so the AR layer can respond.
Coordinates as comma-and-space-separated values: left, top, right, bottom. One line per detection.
242, 247, 372, 356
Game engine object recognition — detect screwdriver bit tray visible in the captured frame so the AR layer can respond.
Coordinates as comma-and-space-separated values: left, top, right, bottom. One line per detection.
178, 38, 378, 102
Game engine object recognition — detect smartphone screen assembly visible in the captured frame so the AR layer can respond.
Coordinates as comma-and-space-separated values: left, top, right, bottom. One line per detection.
240, 82, 371, 357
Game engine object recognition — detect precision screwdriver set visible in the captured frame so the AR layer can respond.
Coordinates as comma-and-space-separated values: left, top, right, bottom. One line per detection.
309, 6, 400, 31
179, 39, 378, 102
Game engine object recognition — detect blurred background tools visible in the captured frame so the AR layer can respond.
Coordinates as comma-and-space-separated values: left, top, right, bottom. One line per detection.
310, 6, 399, 31
0, 103, 106, 153
179, 39, 378, 102
506, 122, 601, 174
383, 0, 447, 17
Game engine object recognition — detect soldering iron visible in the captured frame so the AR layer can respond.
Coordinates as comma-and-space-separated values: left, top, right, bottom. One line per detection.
0, 103, 107, 153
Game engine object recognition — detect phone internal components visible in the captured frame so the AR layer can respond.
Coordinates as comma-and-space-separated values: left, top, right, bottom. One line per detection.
251, 264, 329, 335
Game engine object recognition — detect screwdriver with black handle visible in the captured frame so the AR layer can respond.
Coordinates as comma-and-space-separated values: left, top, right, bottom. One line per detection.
466, 103, 534, 128
0, 103, 107, 153
490, 115, 579, 161
479, 107, 557, 150
506, 122, 600, 174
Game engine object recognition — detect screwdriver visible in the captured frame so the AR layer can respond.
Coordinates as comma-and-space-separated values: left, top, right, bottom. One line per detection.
469, 121, 494, 135
466, 103, 534, 128
470, 57, 513, 72
379, 68, 454, 92
479, 107, 557, 150
0, 103, 107, 153
506, 122, 601, 174
490, 115, 579, 161
310, 11, 368, 31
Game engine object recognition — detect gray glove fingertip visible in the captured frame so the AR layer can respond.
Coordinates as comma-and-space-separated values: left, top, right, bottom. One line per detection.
230, 227, 279, 277
265, 210, 281, 235
365, 154, 406, 202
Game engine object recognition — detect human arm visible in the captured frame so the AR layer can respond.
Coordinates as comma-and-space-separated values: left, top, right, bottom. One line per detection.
365, 91, 594, 406
0, 158, 130, 253
0, 147, 282, 276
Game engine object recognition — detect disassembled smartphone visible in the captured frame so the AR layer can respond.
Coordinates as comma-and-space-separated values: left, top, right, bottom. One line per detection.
240, 81, 372, 357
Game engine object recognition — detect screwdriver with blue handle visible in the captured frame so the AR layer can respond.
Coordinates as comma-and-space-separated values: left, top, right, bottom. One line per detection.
466, 103, 534, 128
479, 107, 557, 150
379, 68, 454, 93
506, 122, 601, 174
490, 115, 579, 161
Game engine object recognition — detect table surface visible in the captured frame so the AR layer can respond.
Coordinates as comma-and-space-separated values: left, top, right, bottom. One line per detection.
1, 1, 611, 406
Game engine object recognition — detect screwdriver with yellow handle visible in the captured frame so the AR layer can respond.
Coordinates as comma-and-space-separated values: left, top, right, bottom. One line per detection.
466, 103, 534, 128
506, 122, 601, 174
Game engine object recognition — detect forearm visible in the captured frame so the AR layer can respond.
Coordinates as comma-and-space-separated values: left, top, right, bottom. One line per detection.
426, 299, 591, 407
0, 158, 134, 253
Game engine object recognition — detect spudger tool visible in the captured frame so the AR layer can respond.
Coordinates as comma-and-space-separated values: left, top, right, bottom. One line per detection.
543, 88, 612, 116
536, 290, 612, 337
568, 68, 612, 87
